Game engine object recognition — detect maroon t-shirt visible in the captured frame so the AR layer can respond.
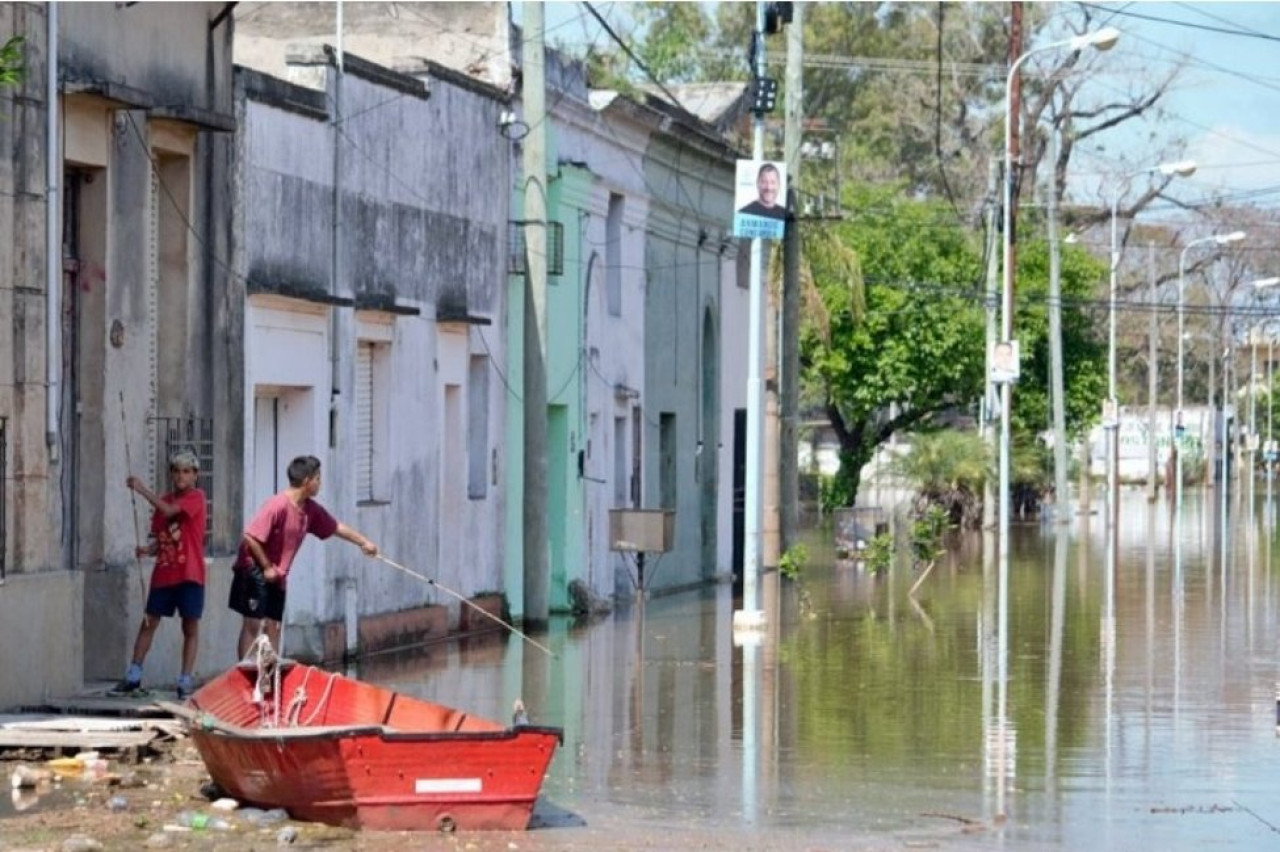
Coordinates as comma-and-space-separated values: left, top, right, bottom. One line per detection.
234, 492, 338, 588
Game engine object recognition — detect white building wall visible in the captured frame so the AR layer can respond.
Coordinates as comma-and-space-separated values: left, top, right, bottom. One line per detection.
548, 97, 654, 599
235, 54, 510, 655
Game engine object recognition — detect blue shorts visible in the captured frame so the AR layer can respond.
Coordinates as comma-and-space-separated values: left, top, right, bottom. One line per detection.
146, 581, 205, 620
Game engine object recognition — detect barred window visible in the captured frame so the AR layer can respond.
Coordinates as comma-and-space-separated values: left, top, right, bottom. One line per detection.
151, 416, 214, 538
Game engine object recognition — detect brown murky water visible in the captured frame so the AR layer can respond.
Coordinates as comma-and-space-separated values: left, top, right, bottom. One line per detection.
360, 487, 1280, 849
5, 487, 1278, 850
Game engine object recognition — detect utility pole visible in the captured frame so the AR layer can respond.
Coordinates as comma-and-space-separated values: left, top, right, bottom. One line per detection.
780, 2, 803, 555
735, 1, 770, 629
521, 4, 549, 627
1045, 128, 1068, 520
997, 0, 1023, 547
982, 157, 1000, 529
1148, 241, 1159, 502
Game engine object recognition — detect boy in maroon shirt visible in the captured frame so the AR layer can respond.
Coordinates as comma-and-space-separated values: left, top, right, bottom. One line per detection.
110, 449, 207, 699
230, 455, 378, 659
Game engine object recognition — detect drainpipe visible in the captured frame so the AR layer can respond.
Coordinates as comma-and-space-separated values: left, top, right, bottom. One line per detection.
45, 2, 60, 463
330, 1, 344, 441
331, 1, 356, 659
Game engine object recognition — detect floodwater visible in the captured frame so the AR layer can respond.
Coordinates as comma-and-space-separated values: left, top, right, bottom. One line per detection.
360, 485, 1280, 850
6, 486, 1278, 849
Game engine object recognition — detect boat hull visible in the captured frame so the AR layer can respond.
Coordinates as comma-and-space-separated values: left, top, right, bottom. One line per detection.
183, 663, 561, 831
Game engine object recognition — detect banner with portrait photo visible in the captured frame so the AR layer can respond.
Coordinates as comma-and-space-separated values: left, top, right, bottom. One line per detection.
732, 159, 788, 240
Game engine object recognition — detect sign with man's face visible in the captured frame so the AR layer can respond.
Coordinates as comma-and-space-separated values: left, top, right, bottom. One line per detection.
732, 159, 788, 240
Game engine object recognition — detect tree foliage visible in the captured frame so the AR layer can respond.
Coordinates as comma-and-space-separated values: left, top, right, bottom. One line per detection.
1005, 236, 1108, 438
0, 36, 23, 87
586, 2, 1191, 509
802, 185, 984, 506
886, 430, 989, 529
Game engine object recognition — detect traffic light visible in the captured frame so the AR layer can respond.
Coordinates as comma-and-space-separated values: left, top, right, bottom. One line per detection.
750, 75, 779, 114
764, 2, 794, 34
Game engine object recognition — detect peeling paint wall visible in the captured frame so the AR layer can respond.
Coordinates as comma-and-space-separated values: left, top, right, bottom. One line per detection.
234, 53, 510, 656
642, 129, 737, 591
0, 2, 236, 707
543, 94, 654, 604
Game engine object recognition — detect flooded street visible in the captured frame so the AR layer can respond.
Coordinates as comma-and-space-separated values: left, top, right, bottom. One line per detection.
358, 486, 1280, 850
5, 487, 1277, 850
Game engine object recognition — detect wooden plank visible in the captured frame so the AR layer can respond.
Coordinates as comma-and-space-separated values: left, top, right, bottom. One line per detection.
40, 696, 171, 717
0, 729, 158, 751
0, 714, 153, 732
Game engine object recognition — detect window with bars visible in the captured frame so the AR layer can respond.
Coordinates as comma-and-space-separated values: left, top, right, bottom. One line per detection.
507, 220, 565, 276
467, 355, 489, 499
606, 194, 624, 315
150, 416, 214, 538
355, 335, 391, 503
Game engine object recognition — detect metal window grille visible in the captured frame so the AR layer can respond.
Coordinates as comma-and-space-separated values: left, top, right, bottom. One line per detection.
507, 220, 564, 276
355, 341, 375, 501
150, 416, 214, 537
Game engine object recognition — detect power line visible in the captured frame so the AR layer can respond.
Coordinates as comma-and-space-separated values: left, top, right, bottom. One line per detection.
1077, 2, 1280, 43
581, 0, 689, 115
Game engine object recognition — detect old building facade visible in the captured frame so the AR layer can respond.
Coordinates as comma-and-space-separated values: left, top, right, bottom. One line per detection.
0, 1, 749, 709
0, 2, 238, 706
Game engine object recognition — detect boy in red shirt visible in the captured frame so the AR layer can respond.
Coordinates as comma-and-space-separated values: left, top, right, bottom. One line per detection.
110, 449, 208, 699
230, 455, 378, 659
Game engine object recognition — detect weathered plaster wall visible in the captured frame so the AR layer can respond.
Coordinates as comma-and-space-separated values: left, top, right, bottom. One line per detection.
642, 128, 737, 591
0, 2, 237, 705
546, 95, 653, 601
60, 2, 231, 114
234, 54, 510, 656
234, 2, 510, 91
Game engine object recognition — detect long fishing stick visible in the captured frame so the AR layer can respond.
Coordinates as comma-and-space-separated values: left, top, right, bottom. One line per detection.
119, 391, 147, 602
375, 555, 555, 658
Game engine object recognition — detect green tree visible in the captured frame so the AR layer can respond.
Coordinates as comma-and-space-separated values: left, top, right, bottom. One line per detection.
631, 2, 714, 84
886, 430, 989, 528
1005, 237, 1108, 439
802, 184, 984, 508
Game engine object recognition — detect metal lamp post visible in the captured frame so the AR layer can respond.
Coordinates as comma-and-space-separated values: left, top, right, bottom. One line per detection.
1106, 159, 1196, 524
998, 23, 1119, 571
1176, 231, 1247, 507
995, 28, 1117, 792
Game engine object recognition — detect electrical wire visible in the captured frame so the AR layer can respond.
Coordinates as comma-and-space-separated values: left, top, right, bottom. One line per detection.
1077, 2, 1280, 43
581, 0, 689, 114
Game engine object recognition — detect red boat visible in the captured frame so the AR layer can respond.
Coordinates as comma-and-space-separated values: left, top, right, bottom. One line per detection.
163, 658, 562, 832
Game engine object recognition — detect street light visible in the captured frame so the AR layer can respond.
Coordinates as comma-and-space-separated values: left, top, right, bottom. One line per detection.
994, 28, 1118, 779
1106, 158, 1196, 523
1176, 230, 1247, 507
998, 24, 1120, 568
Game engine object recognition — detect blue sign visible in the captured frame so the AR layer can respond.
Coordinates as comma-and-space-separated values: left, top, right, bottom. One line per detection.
733, 212, 784, 240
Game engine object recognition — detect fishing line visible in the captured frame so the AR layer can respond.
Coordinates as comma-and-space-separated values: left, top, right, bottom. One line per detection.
119, 391, 147, 603
375, 555, 555, 658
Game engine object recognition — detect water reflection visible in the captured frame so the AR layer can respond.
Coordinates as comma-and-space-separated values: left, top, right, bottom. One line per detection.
353, 488, 1280, 848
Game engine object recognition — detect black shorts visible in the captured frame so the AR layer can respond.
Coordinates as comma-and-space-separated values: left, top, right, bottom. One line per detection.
228, 567, 286, 622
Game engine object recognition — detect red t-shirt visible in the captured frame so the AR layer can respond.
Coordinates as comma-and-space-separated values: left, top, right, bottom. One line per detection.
149, 488, 208, 588
234, 492, 339, 588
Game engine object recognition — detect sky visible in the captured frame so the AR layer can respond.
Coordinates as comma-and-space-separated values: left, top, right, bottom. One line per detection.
1070, 2, 1280, 209
516, 1, 1280, 214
